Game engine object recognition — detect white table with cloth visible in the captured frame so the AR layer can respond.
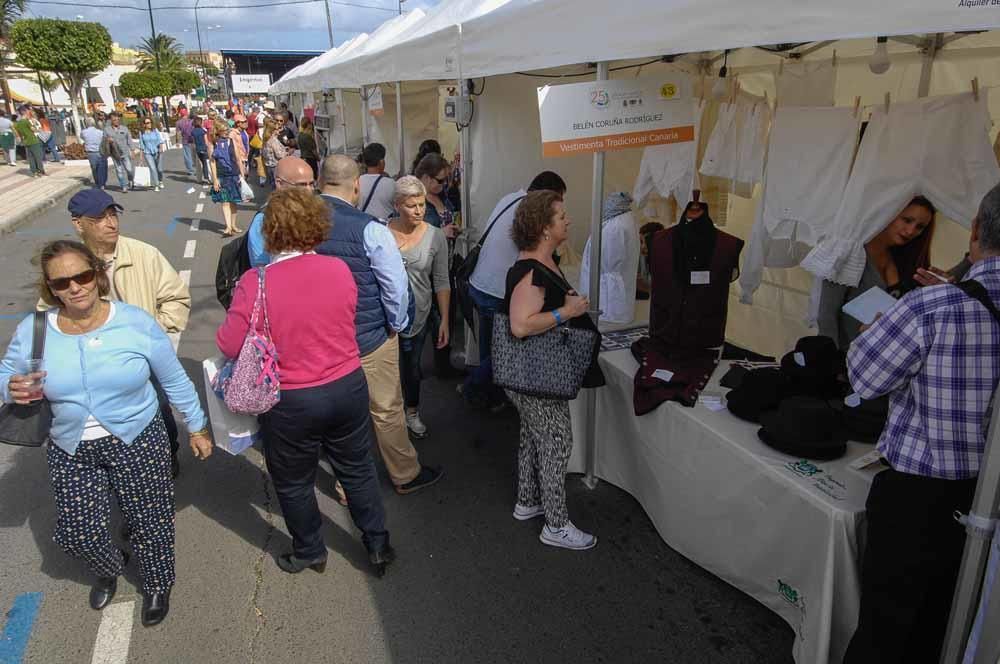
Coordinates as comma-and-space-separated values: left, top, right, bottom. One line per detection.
568, 349, 877, 664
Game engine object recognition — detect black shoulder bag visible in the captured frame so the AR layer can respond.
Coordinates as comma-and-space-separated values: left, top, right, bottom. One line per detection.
0, 312, 53, 447
452, 195, 526, 329
954, 279, 1000, 325
360, 173, 388, 213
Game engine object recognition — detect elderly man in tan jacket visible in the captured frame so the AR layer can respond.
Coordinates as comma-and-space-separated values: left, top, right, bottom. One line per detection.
46, 189, 191, 477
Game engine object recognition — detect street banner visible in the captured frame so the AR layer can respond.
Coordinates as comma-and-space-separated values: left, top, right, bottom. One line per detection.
368, 85, 384, 117
537, 75, 695, 157
231, 74, 271, 94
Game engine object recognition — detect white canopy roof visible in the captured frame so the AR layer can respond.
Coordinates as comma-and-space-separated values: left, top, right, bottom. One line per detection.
272, 0, 1000, 92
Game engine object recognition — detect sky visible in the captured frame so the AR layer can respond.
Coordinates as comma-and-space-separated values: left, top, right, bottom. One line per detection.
22, 0, 441, 53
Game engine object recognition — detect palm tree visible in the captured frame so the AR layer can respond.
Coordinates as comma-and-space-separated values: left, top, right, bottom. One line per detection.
136, 33, 186, 72
0, 0, 27, 113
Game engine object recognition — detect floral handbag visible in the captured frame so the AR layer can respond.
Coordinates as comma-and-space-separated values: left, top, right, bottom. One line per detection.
212, 268, 280, 415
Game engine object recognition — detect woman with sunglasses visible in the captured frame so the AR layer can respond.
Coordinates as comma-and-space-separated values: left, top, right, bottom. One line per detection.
139, 119, 165, 191
208, 123, 245, 236
0, 240, 211, 626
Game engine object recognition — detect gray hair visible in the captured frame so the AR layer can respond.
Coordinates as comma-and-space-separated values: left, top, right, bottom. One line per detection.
84, 117, 96, 128
394, 175, 426, 204
320, 154, 360, 188
977, 182, 1000, 253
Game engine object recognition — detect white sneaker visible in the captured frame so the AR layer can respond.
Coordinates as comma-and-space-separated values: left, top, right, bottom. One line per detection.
513, 503, 545, 521
539, 522, 597, 550
405, 410, 427, 438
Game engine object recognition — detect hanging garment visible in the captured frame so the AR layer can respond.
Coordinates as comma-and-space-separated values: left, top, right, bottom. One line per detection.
700, 98, 772, 193
633, 100, 702, 208
580, 209, 641, 325
761, 106, 860, 247
700, 102, 743, 181
802, 92, 1000, 287
735, 101, 771, 188
776, 60, 836, 107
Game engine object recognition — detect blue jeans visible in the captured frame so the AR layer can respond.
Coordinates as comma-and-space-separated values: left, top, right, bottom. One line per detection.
196, 151, 210, 182
111, 153, 134, 189
86, 152, 107, 188
143, 151, 160, 187
462, 286, 505, 405
399, 325, 430, 409
181, 143, 195, 175
43, 134, 62, 162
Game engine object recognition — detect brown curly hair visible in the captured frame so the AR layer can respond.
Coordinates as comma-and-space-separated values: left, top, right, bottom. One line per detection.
511, 190, 563, 251
36, 240, 111, 307
264, 187, 330, 254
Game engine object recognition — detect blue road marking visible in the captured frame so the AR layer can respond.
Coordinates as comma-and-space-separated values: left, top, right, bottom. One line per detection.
0, 592, 43, 664
0, 314, 28, 320
166, 217, 180, 237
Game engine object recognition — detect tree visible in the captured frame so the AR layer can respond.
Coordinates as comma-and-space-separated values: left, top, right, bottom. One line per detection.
168, 69, 199, 96
118, 71, 172, 100
10, 18, 112, 133
136, 33, 186, 72
0, 0, 27, 114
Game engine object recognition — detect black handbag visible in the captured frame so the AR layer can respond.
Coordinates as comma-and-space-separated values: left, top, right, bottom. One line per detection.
491, 264, 600, 400
0, 312, 53, 447
452, 195, 525, 329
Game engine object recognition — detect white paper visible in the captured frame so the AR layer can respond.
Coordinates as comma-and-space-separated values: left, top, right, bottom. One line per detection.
841, 287, 898, 325
652, 369, 675, 382
691, 271, 711, 285
794, 352, 806, 367
844, 392, 862, 408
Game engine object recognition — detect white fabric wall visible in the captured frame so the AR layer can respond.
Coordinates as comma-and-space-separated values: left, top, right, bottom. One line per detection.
467, 36, 1000, 358
366, 83, 459, 176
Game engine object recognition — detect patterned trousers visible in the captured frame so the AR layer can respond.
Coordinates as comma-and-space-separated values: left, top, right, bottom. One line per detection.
46, 416, 175, 594
506, 391, 573, 529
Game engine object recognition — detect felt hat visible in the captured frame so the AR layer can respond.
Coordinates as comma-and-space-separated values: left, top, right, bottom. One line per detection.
726, 368, 788, 423
834, 394, 889, 444
780, 335, 845, 399
757, 396, 848, 461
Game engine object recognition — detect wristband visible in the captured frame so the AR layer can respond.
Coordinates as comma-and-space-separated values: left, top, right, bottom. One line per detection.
552, 309, 563, 325
190, 428, 210, 437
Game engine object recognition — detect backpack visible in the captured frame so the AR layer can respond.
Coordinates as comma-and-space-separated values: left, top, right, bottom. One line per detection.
215, 232, 252, 310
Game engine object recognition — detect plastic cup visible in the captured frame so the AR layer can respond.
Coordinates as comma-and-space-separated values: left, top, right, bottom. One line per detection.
24, 359, 44, 401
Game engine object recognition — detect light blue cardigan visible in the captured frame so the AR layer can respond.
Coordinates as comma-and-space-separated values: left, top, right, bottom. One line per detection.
0, 303, 207, 455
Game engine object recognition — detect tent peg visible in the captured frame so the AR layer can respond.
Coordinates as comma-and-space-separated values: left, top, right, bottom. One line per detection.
853, 96, 862, 118
972, 77, 980, 101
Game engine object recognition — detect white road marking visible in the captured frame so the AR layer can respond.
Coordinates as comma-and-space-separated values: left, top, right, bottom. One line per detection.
186, 187, 196, 194
199, 192, 206, 199
195, 203, 204, 214
90, 601, 134, 664
184, 240, 196, 258
179, 269, 191, 286
191, 219, 201, 231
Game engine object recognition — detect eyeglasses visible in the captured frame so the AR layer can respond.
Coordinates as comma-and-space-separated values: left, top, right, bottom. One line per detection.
47, 269, 97, 291
276, 177, 314, 188
433, 176, 448, 185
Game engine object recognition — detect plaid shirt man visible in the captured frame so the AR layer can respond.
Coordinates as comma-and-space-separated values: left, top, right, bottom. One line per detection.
847, 255, 1000, 479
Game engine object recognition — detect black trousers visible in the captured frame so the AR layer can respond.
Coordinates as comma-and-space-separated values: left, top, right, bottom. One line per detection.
844, 468, 977, 664
260, 368, 389, 559
151, 377, 179, 460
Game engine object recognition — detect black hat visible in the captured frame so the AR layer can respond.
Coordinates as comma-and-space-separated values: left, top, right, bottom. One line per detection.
726, 368, 788, 423
757, 396, 848, 461
835, 395, 889, 445
780, 336, 845, 399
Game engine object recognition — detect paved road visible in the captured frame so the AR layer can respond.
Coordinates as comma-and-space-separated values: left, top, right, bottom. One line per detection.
0, 149, 794, 664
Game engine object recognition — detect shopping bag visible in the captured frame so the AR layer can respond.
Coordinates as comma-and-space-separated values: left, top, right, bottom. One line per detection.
240, 176, 255, 202
133, 165, 152, 187
203, 356, 260, 455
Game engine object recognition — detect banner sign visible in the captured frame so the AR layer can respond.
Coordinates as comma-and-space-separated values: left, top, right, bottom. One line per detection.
368, 86, 384, 117
537, 76, 695, 157
231, 74, 271, 94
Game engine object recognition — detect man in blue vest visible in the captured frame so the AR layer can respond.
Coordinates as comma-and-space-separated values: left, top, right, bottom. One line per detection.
317, 155, 443, 495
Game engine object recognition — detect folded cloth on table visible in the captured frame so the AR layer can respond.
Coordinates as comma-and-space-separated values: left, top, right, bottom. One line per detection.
631, 336, 719, 414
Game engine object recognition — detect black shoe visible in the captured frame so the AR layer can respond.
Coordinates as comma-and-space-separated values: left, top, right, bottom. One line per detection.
90, 550, 129, 610
171, 455, 180, 480
395, 465, 444, 495
276, 553, 327, 574
141, 589, 170, 627
368, 545, 396, 578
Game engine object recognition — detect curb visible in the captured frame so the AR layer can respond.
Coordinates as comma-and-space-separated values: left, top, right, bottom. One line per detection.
0, 176, 88, 237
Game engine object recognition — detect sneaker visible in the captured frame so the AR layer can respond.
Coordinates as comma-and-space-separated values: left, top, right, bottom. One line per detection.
513, 503, 545, 521
395, 465, 443, 495
405, 410, 427, 438
539, 522, 597, 551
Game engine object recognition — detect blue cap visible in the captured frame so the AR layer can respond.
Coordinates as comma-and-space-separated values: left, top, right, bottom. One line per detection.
68, 189, 124, 218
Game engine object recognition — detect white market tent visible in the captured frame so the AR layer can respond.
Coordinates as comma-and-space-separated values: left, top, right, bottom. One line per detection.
270, 3, 1000, 663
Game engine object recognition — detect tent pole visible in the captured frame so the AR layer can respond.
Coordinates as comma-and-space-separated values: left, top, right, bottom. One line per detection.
582, 60, 610, 491
917, 33, 942, 98
940, 388, 1000, 664
456, 25, 472, 249
395, 81, 405, 177
361, 86, 369, 146
336, 89, 349, 155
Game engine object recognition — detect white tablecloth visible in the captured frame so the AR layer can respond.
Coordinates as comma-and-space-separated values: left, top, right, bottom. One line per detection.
568, 350, 877, 664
